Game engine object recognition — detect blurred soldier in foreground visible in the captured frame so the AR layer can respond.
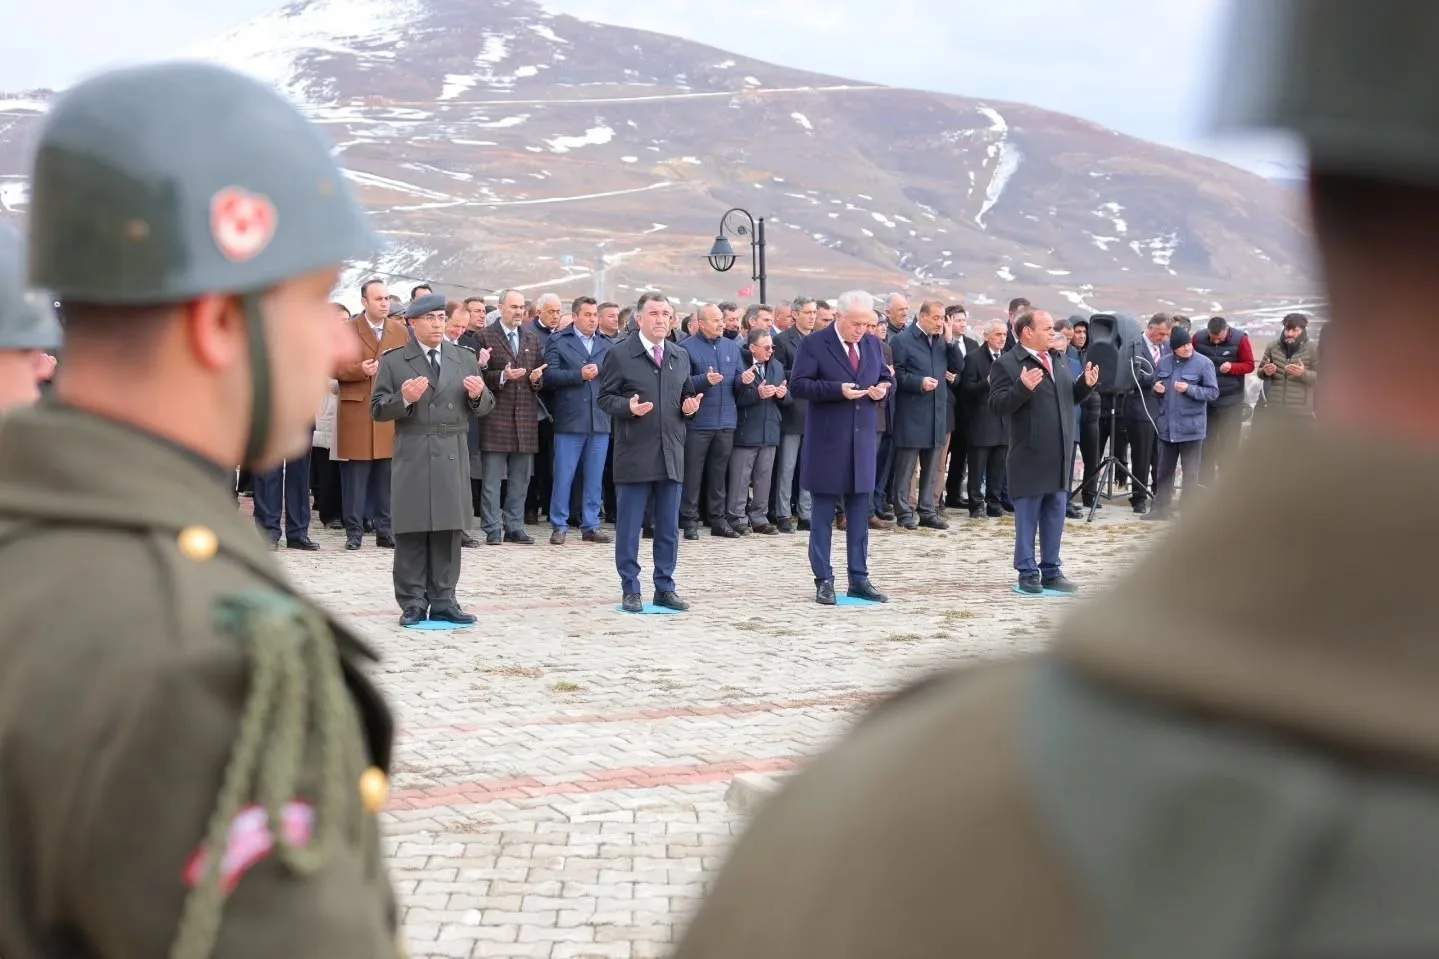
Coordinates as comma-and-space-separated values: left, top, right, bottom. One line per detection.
0, 63, 402, 959
0, 223, 61, 411
673, 2, 1439, 955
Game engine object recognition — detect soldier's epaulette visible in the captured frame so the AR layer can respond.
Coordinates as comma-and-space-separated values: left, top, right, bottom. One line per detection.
381, 345, 405, 356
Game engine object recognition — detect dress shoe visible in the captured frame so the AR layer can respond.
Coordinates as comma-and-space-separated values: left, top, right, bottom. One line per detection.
877, 508, 897, 521
797, 518, 812, 531
868, 515, 893, 530
399, 607, 426, 627
900, 519, 919, 531
505, 530, 535, 544
429, 606, 478, 624
324, 519, 344, 530
486, 532, 503, 545
375, 534, 395, 549
1041, 574, 1079, 594
345, 537, 362, 551
1065, 505, 1084, 520
968, 508, 983, 519
986, 505, 1004, 518
1132, 502, 1150, 515
524, 509, 540, 525
642, 525, 654, 539
753, 523, 779, 535
582, 529, 612, 544
733, 523, 751, 536
710, 524, 739, 539
460, 533, 480, 548
919, 516, 949, 530
847, 579, 889, 603
652, 590, 690, 611
621, 593, 643, 613
776, 519, 795, 534
550, 528, 567, 545
1017, 575, 1044, 595
285, 539, 321, 551
1002, 502, 1015, 514
815, 579, 836, 606
683, 527, 699, 541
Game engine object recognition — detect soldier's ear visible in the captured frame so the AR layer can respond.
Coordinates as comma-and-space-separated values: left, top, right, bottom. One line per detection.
182, 294, 246, 374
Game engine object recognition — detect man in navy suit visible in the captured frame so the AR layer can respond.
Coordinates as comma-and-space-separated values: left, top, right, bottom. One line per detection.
544, 295, 614, 545
988, 310, 1100, 594
597, 292, 703, 613
789, 291, 894, 606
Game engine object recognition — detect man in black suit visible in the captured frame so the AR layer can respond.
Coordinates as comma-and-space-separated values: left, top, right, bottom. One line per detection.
961, 319, 1010, 518
598, 292, 702, 613
988, 310, 1099, 594
941, 304, 979, 509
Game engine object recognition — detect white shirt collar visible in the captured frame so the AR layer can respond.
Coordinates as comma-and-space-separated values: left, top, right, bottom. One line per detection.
638, 333, 662, 354
835, 325, 852, 350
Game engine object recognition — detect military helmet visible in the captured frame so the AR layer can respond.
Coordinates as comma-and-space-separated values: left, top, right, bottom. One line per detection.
27, 61, 376, 302
1213, 0, 1439, 186
0, 222, 61, 351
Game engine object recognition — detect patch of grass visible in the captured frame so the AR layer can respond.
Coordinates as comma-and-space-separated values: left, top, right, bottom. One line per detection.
734, 619, 767, 632
447, 818, 493, 834
651, 678, 685, 691
551, 680, 583, 692
942, 609, 978, 622
484, 664, 544, 679
885, 633, 923, 643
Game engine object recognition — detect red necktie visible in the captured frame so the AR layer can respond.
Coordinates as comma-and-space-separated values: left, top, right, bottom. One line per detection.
847, 341, 859, 372
1039, 351, 1052, 376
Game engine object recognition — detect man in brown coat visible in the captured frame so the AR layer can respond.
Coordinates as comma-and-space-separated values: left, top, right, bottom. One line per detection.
335, 278, 410, 550
477, 288, 545, 545
672, 3, 1439, 956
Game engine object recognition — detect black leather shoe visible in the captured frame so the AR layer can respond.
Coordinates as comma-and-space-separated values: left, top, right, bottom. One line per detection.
1042, 575, 1079, 594
429, 606, 478, 624
919, 516, 949, 530
621, 593, 643, 613
652, 590, 690, 611
460, 533, 480, 548
285, 539, 321, 551
582, 529, 612, 544
1017, 576, 1044, 595
847, 579, 889, 603
399, 607, 426, 627
345, 537, 362, 551
683, 527, 699, 541
505, 530, 535, 544
375, 534, 396, 549
776, 519, 795, 534
986, 505, 1004, 518
1066, 505, 1084, 519
797, 518, 812, 531
642, 525, 654, 539
877, 508, 897, 521
815, 580, 836, 605
710, 524, 739, 539
900, 519, 919, 530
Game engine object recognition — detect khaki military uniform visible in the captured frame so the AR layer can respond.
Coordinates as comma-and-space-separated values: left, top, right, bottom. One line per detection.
0, 402, 400, 958
674, 421, 1439, 958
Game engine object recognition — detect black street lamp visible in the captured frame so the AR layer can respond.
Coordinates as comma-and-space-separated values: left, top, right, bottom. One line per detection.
703, 207, 767, 304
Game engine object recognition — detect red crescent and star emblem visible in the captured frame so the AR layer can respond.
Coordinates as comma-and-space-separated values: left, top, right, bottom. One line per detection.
210, 187, 278, 262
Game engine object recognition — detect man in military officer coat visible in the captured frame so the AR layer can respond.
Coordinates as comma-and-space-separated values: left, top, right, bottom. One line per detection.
372, 294, 495, 626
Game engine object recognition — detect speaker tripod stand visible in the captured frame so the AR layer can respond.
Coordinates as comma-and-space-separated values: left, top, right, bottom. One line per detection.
1074, 395, 1149, 523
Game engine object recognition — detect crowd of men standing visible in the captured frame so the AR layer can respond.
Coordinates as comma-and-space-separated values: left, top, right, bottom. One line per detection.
243, 278, 1321, 613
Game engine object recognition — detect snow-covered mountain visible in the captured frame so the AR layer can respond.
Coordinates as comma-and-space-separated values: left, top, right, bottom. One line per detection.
0, 0, 1317, 312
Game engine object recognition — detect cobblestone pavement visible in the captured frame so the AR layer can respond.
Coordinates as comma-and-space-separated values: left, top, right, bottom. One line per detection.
276, 504, 1161, 958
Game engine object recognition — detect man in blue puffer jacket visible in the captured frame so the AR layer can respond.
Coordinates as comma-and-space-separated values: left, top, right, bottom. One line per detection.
1146, 327, 1219, 520
678, 303, 745, 537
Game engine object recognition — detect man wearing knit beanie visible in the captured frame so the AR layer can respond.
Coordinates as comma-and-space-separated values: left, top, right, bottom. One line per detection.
1145, 326, 1219, 519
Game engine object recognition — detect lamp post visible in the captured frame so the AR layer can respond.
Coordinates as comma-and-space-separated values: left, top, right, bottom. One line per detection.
703, 207, 767, 304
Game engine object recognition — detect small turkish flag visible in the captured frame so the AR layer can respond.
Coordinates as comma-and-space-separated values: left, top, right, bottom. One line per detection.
210, 187, 278, 262
737, 285, 753, 298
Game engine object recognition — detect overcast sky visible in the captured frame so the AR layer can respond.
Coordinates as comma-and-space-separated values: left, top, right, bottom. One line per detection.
0, 0, 1298, 174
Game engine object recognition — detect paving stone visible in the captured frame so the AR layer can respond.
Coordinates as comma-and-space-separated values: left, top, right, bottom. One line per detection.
268, 507, 1158, 956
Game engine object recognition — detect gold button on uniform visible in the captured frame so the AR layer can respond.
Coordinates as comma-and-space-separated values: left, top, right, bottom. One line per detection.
176, 525, 218, 561
359, 766, 389, 812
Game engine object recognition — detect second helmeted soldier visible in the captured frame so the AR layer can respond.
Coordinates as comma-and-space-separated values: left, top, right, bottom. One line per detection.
372, 294, 495, 626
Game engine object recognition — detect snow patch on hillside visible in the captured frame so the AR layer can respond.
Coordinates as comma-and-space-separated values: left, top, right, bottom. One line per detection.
546, 124, 614, 153
791, 112, 813, 132
187, 0, 423, 103
0, 177, 29, 212
975, 105, 1021, 228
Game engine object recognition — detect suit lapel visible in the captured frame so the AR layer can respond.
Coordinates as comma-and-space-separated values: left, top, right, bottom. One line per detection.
824, 329, 851, 372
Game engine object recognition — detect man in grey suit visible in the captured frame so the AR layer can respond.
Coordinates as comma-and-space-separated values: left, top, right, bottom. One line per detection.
373, 294, 496, 626
598, 292, 703, 614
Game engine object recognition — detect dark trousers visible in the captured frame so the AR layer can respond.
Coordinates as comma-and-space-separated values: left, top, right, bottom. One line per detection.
809, 491, 871, 585
615, 480, 681, 597
1013, 490, 1068, 579
1155, 439, 1204, 512
341, 459, 392, 538
968, 445, 1007, 507
1198, 403, 1243, 487
681, 429, 734, 530
310, 447, 342, 525
944, 426, 968, 503
1073, 417, 1102, 505
871, 430, 895, 516
526, 420, 554, 520
1125, 413, 1158, 505
252, 448, 312, 543
602, 442, 617, 521
392, 529, 461, 614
